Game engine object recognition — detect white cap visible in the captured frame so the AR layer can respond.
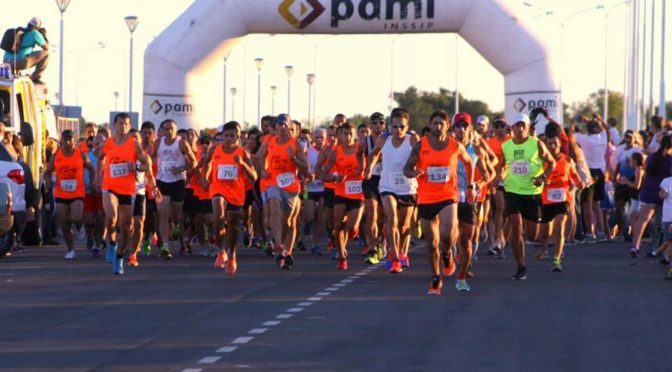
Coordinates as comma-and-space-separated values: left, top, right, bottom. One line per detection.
476, 115, 489, 125
29, 17, 42, 28
511, 113, 530, 126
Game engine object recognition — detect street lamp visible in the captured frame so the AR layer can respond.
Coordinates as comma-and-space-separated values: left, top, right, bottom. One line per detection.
223, 56, 228, 123
270, 85, 277, 115
285, 65, 294, 114
113, 91, 119, 111
307, 74, 315, 129
55, 0, 72, 106
230, 87, 238, 120
255, 58, 264, 126
661, 0, 667, 118
124, 16, 139, 113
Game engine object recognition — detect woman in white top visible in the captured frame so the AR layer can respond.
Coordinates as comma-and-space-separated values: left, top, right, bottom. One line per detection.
366, 108, 419, 273
303, 129, 327, 255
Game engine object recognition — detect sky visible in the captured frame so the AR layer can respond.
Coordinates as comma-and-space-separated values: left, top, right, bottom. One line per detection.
1, 0, 669, 128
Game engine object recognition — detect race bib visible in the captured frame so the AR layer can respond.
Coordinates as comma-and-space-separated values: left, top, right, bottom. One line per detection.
547, 188, 566, 202
276, 172, 296, 189
217, 165, 238, 180
160, 161, 177, 175
372, 162, 383, 176
60, 179, 77, 192
510, 161, 530, 176
345, 180, 363, 195
110, 163, 129, 178
427, 167, 449, 183
389, 172, 407, 187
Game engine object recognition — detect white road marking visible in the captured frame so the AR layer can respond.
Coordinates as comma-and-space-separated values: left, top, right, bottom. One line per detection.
287, 307, 304, 313
198, 356, 221, 364
232, 336, 254, 344
325, 287, 339, 291
263, 321, 282, 326
216, 346, 238, 353
307, 296, 323, 301
297, 302, 313, 306
316, 292, 331, 296
248, 328, 268, 334
276, 313, 294, 319
182, 369, 202, 372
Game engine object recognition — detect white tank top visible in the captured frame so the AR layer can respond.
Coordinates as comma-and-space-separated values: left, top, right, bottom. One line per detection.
378, 134, 417, 195
306, 146, 324, 192
156, 137, 186, 183
135, 159, 146, 195
367, 135, 382, 176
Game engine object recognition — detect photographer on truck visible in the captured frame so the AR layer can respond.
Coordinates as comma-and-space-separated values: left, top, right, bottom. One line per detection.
2, 17, 49, 84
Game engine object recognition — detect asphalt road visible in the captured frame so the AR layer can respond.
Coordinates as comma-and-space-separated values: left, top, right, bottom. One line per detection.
0, 239, 670, 372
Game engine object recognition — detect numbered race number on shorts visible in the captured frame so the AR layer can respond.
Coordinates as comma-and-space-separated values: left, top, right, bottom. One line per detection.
276, 172, 296, 189
217, 165, 238, 180
389, 172, 407, 186
427, 167, 449, 183
345, 180, 363, 195
510, 161, 530, 176
110, 163, 129, 178
60, 179, 77, 192
547, 188, 566, 202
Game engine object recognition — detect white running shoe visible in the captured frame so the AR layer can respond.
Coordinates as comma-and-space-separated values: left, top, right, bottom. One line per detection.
64, 250, 76, 260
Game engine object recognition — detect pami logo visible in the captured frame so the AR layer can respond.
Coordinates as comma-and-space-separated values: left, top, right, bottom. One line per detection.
279, 0, 326, 29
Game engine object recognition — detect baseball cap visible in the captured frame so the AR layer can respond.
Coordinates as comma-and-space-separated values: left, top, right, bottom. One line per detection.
476, 115, 489, 125
29, 17, 42, 28
511, 113, 531, 126
453, 112, 473, 126
61, 129, 74, 139
369, 112, 385, 122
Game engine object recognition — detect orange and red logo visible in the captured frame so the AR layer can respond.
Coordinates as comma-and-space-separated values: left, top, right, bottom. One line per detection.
279, 0, 325, 29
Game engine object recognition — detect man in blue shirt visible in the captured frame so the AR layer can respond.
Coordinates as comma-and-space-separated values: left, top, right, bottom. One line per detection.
3, 17, 49, 84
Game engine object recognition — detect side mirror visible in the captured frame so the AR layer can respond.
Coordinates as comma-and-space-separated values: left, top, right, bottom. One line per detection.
20, 122, 34, 146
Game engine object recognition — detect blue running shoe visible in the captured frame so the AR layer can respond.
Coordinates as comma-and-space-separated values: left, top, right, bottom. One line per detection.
105, 243, 118, 264
310, 245, 322, 256
113, 257, 124, 275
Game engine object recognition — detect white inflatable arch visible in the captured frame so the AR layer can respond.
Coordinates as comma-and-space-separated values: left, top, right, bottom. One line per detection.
143, 0, 561, 130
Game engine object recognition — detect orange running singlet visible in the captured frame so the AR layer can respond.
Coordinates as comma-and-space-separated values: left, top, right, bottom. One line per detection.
416, 136, 459, 205
54, 148, 85, 199
102, 137, 138, 196
333, 145, 364, 200
209, 145, 246, 206
542, 153, 581, 205
487, 135, 511, 167
266, 137, 300, 193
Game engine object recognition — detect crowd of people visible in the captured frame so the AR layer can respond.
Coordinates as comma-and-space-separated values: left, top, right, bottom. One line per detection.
40, 108, 672, 292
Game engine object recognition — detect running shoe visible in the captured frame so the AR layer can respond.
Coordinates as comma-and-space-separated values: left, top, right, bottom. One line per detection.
427, 276, 442, 295
629, 247, 639, 258
659, 257, 671, 266
105, 243, 118, 264
442, 251, 456, 276
495, 247, 506, 260
455, 279, 471, 292
487, 246, 498, 256
512, 266, 527, 280
337, 258, 348, 271
389, 260, 402, 273
242, 231, 251, 247
282, 255, 294, 270
171, 225, 181, 241
327, 239, 334, 251
365, 250, 380, 265
263, 241, 274, 256
128, 253, 139, 267
64, 250, 76, 260
160, 244, 173, 260
399, 254, 410, 269
141, 240, 152, 256
331, 248, 339, 260
86, 239, 94, 251
534, 250, 550, 260
551, 259, 562, 272
384, 253, 393, 270
360, 244, 369, 256
647, 251, 658, 258
214, 250, 228, 269
310, 245, 323, 256
583, 235, 598, 244
251, 237, 262, 249
348, 228, 359, 240
113, 257, 124, 275
296, 240, 306, 252
91, 247, 100, 259
226, 255, 238, 274
596, 233, 609, 243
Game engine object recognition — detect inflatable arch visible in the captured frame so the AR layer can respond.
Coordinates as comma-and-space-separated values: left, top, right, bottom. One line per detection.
143, 0, 561, 130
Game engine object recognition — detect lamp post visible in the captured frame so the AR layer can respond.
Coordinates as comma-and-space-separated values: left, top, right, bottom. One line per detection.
285, 65, 294, 114
660, 0, 667, 118
124, 16, 139, 113
230, 87, 237, 121
55, 0, 72, 106
223, 56, 228, 123
307, 74, 315, 129
113, 91, 119, 111
255, 58, 264, 125
270, 85, 277, 115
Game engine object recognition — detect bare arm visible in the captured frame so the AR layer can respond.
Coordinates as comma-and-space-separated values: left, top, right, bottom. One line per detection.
403, 141, 423, 179
365, 134, 387, 178
179, 140, 197, 171
240, 150, 257, 181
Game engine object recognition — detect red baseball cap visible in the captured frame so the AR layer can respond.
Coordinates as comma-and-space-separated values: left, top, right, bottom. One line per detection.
453, 112, 472, 126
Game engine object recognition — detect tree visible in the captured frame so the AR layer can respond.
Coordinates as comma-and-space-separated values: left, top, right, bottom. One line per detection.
568, 90, 624, 129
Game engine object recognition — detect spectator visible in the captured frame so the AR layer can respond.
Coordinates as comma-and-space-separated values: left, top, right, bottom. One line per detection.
3, 17, 49, 84
644, 116, 664, 155
612, 130, 643, 240
607, 117, 621, 145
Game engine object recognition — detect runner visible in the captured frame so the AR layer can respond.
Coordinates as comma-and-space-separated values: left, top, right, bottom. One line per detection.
97, 113, 151, 274
139, 121, 160, 255
403, 109, 476, 295
322, 122, 366, 270
485, 117, 511, 258
537, 127, 582, 271
83, 131, 107, 258
304, 128, 327, 255
151, 119, 197, 259
44, 129, 96, 259
366, 108, 418, 273
202, 121, 257, 274
316, 123, 341, 259
255, 116, 276, 255
501, 113, 556, 280
242, 127, 262, 249
260, 114, 308, 269
127, 129, 161, 267
362, 112, 386, 264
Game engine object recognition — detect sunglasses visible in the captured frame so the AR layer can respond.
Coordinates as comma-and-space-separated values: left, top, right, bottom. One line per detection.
391, 125, 406, 129
453, 123, 469, 129
494, 123, 507, 129
371, 120, 385, 125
